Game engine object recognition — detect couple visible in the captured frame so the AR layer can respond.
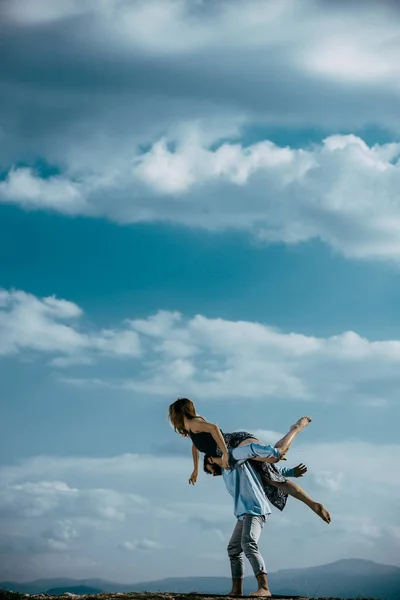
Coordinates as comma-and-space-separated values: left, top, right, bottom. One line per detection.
169, 398, 331, 597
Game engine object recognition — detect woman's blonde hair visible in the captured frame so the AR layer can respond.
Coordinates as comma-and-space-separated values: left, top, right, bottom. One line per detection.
168, 398, 197, 436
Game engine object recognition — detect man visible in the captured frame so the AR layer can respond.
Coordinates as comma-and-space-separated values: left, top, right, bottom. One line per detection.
204, 442, 309, 597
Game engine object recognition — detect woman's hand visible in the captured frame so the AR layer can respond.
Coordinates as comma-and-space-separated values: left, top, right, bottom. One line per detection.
277, 448, 287, 461
221, 453, 230, 470
189, 469, 198, 485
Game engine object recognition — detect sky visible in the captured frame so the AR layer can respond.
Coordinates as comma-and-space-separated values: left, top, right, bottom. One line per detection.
1, 0, 400, 584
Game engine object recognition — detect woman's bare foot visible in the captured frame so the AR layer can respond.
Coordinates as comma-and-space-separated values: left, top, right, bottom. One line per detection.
290, 416, 312, 432
312, 502, 331, 524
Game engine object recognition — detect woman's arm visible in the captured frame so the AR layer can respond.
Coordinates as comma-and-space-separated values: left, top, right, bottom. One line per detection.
192, 443, 200, 472
190, 417, 230, 467
189, 443, 200, 485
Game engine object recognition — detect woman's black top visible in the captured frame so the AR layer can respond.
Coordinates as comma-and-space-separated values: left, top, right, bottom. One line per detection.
189, 429, 222, 455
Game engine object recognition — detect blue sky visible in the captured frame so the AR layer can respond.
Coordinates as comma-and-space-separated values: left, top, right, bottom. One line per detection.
1, 0, 400, 584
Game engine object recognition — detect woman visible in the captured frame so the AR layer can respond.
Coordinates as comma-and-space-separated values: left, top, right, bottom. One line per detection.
168, 397, 312, 511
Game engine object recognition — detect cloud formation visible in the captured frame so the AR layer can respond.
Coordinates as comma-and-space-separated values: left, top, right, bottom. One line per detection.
0, 440, 399, 580
1, 1, 400, 261
1, 0, 400, 140
0, 288, 141, 363
73, 308, 400, 405
3, 288, 400, 404
120, 539, 165, 552
2, 135, 400, 261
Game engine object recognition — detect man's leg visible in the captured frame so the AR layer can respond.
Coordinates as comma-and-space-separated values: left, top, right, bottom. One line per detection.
261, 478, 331, 524
241, 515, 271, 597
227, 519, 245, 596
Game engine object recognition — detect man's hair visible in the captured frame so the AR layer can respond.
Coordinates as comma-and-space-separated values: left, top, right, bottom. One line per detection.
203, 454, 222, 476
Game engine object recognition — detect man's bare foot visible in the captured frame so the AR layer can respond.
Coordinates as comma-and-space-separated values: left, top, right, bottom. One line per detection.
227, 579, 244, 596
249, 573, 271, 596
312, 502, 331, 524
290, 416, 312, 432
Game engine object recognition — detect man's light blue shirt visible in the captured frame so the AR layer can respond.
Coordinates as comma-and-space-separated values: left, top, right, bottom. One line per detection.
222, 443, 295, 520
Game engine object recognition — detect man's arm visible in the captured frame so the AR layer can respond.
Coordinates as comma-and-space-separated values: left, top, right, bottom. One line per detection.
230, 442, 282, 466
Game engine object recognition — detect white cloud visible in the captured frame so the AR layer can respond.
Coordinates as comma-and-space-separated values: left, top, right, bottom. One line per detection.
0, 441, 399, 581
333, 514, 387, 546
0, 480, 144, 521
2, 135, 400, 261
131, 133, 400, 261
0, 168, 87, 214
120, 539, 164, 552
303, 19, 400, 84
0, 288, 141, 363
2, 0, 400, 86
3, 287, 400, 405
0, 453, 192, 488
117, 310, 400, 404
1, 2, 400, 261
0, 533, 68, 555
42, 519, 79, 552
1, 0, 93, 25
312, 471, 344, 493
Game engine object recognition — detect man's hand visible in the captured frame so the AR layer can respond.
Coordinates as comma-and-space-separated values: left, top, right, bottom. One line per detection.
189, 469, 198, 485
293, 463, 307, 478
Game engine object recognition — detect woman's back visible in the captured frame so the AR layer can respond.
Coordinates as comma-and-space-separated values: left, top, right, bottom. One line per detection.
189, 429, 221, 455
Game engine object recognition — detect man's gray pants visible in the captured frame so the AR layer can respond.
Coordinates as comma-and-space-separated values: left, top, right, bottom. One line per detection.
227, 514, 267, 579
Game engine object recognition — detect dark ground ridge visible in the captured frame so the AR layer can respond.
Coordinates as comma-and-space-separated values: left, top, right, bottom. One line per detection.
0, 591, 379, 600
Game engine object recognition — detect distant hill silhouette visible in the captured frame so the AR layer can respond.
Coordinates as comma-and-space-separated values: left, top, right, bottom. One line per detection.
45, 585, 102, 595
1, 559, 399, 599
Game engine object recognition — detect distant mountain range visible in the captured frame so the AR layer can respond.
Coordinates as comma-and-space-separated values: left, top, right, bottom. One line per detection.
42, 586, 103, 596
1, 559, 400, 599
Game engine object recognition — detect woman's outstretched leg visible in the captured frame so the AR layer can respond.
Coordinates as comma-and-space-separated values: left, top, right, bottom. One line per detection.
265, 478, 331, 523
236, 417, 312, 461
274, 416, 312, 457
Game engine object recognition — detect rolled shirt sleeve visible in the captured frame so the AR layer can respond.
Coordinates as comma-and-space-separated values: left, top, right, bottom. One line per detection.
278, 466, 296, 477
230, 442, 281, 466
